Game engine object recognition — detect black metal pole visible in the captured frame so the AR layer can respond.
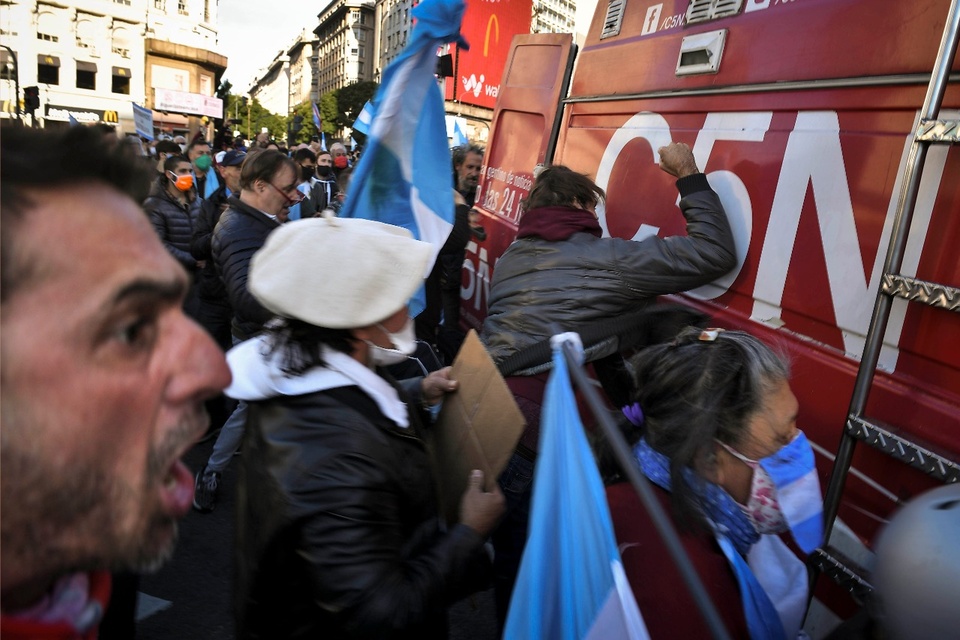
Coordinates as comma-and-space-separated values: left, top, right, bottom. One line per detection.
558, 340, 734, 640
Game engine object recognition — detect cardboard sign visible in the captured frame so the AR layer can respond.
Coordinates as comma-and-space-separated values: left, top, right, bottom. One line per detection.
432, 330, 526, 524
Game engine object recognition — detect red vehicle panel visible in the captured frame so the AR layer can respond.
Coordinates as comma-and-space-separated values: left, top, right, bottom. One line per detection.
462, 0, 960, 597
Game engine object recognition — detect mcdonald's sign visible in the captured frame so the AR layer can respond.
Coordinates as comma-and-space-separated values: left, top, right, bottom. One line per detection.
445, 0, 532, 109
103, 110, 119, 123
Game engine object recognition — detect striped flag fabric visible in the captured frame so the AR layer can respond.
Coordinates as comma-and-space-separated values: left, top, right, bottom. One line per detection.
504, 334, 651, 640
337, 0, 465, 317
352, 100, 375, 136
311, 101, 322, 131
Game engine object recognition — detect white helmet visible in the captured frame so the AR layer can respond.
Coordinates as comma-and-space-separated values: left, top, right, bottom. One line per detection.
873, 483, 960, 640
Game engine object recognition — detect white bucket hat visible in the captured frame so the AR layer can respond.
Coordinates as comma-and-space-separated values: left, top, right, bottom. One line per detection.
248, 216, 433, 329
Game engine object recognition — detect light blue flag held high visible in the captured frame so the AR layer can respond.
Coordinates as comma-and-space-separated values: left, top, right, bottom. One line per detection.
338, 0, 466, 318
504, 333, 651, 640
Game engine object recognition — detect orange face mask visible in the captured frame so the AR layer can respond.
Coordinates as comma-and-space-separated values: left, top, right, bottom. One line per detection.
168, 171, 194, 192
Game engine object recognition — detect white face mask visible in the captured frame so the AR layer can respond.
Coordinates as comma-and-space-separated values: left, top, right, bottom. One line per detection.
365, 317, 416, 367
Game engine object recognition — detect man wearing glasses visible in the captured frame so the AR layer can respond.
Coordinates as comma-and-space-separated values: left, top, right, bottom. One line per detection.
193, 149, 304, 513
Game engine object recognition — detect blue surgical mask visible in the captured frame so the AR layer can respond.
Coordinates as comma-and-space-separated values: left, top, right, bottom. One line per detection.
720, 431, 824, 553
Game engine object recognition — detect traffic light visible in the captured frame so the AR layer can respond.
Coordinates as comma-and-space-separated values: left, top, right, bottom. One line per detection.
23, 86, 39, 113
292, 114, 303, 132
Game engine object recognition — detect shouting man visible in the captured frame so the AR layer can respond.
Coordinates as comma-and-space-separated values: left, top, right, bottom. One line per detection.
0, 125, 231, 639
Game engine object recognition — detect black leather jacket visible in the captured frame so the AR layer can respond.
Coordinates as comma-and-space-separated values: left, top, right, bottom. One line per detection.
235, 383, 489, 640
211, 196, 280, 340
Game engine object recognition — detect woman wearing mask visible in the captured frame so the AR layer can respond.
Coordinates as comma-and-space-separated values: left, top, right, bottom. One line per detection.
607, 328, 823, 639
232, 215, 504, 639
142, 154, 203, 315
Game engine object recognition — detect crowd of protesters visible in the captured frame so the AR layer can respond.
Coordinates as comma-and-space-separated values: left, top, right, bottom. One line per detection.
5, 119, 955, 640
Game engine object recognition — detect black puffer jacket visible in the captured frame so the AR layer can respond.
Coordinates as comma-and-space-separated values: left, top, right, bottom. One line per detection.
191, 183, 230, 301
480, 173, 736, 365
236, 384, 489, 640
143, 179, 201, 271
211, 196, 281, 340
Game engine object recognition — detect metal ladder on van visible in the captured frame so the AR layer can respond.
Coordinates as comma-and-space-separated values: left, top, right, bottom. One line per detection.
810, 0, 960, 604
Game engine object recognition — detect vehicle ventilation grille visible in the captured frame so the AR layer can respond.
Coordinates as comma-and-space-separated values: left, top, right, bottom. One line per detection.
600, 0, 625, 39
686, 0, 744, 24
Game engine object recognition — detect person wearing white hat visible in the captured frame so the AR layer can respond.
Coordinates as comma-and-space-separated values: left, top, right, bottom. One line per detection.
231, 215, 505, 639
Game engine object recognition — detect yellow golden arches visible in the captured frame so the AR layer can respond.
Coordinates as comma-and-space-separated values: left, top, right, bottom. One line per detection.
484, 14, 499, 57
103, 110, 119, 123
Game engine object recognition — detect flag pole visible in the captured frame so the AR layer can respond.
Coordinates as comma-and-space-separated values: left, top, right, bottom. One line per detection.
558, 340, 734, 640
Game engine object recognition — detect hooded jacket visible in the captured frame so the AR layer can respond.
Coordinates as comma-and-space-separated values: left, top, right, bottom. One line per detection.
480, 173, 736, 365
230, 339, 490, 639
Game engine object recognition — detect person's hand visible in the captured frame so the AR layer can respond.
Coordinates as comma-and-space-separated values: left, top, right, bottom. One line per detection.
195, 259, 206, 270
658, 142, 700, 179
454, 189, 467, 207
459, 470, 505, 537
421, 366, 458, 406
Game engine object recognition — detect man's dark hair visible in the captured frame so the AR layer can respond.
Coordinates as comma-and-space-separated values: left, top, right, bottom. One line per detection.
521, 165, 605, 213
239, 149, 298, 190
293, 148, 317, 164
452, 144, 483, 169
155, 139, 182, 155
187, 139, 210, 154
163, 154, 191, 173
0, 124, 152, 302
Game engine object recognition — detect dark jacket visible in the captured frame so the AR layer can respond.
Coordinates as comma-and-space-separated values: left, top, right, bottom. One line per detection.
143, 178, 201, 272
607, 482, 750, 639
299, 177, 340, 218
480, 173, 736, 365
211, 196, 281, 340
235, 384, 489, 640
191, 183, 231, 302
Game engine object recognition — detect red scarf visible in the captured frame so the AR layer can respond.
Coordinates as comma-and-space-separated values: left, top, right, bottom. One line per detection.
516, 205, 602, 241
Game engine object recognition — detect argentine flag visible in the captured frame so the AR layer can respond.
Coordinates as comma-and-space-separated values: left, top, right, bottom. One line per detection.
505, 335, 650, 640
338, 0, 466, 317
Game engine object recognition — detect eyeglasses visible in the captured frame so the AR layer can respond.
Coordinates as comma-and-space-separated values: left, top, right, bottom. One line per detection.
265, 181, 305, 205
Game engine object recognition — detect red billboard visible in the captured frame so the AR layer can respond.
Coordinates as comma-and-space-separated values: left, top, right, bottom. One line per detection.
445, 0, 532, 109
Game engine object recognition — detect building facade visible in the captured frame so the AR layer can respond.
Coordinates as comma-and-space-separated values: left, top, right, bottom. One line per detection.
313, 0, 375, 97
248, 29, 318, 118
0, 0, 226, 139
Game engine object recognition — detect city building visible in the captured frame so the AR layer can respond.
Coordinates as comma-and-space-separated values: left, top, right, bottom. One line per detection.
313, 0, 375, 97
248, 29, 318, 119
0, 0, 226, 139
531, 0, 576, 35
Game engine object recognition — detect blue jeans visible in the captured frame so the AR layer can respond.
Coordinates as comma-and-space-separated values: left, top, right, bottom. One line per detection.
206, 336, 246, 473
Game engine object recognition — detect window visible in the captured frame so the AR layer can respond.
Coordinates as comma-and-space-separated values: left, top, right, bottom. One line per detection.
0, 51, 14, 80
112, 67, 130, 94
204, 0, 210, 21
112, 27, 131, 58
357, 29, 365, 41
358, 62, 364, 75
76, 19, 94, 49
350, 10, 359, 21
358, 46, 364, 58
178, 0, 187, 15
38, 32, 58, 42
154, 0, 165, 10
114, 0, 131, 5
351, 48, 358, 56
76, 61, 96, 90
38, 55, 59, 84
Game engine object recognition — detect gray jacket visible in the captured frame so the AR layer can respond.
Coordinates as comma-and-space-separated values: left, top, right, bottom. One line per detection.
480, 174, 736, 365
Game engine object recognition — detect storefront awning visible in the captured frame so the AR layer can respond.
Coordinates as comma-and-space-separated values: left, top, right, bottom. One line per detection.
38, 54, 60, 67
112, 66, 131, 77
75, 60, 97, 72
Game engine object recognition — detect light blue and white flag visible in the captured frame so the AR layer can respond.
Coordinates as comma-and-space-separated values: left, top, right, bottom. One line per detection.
321, 132, 327, 152
505, 334, 650, 640
338, 0, 467, 317
351, 100, 376, 136
68, 113, 80, 127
